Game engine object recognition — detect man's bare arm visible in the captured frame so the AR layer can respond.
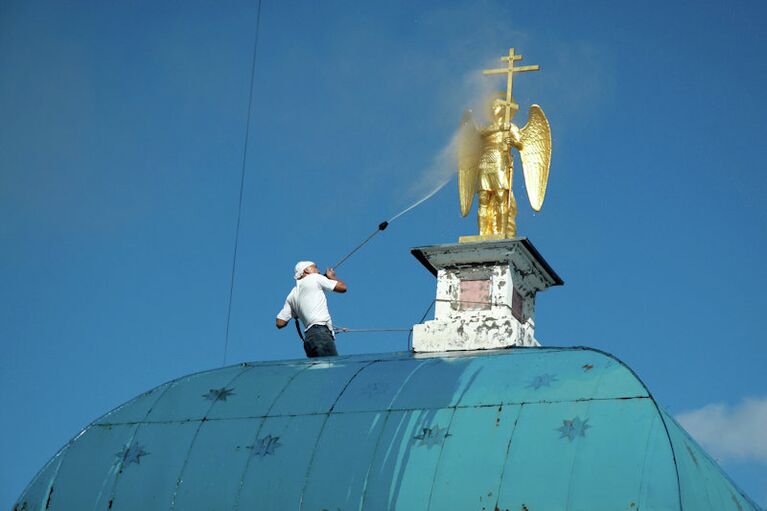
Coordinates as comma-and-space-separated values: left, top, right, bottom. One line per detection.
276, 318, 289, 329
325, 268, 347, 293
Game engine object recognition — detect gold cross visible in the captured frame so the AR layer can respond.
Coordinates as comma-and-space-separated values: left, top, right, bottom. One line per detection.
482, 48, 540, 123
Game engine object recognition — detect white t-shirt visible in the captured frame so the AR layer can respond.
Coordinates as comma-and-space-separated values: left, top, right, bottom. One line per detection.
277, 273, 337, 333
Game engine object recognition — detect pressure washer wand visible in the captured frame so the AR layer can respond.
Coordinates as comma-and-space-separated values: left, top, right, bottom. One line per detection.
332, 221, 388, 270
329, 176, 452, 270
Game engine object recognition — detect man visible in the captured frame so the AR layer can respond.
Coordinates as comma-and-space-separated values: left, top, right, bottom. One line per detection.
275, 261, 347, 358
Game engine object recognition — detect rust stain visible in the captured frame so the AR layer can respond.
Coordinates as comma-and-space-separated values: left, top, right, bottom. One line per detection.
582, 364, 593, 371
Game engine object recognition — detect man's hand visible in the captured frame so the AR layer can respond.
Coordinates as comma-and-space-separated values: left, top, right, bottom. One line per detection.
275, 318, 289, 329
324, 267, 347, 293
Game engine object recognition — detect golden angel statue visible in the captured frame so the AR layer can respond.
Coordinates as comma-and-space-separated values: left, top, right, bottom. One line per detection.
458, 48, 552, 240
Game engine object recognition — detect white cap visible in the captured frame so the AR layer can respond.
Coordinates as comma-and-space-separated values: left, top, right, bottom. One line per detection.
294, 260, 315, 280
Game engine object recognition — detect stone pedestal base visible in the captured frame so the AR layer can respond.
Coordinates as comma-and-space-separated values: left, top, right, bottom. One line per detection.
412, 310, 538, 352
410, 238, 562, 353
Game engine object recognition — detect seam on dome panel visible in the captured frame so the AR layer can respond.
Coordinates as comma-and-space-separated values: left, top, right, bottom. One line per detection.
297, 360, 379, 511
636, 409, 662, 509
36, 381, 172, 511
16, 382, 176, 507
669, 413, 762, 510
231, 361, 317, 511
584, 347, 684, 511
167, 366, 253, 511
93, 395, 653, 426
92, 380, 177, 511
16, 449, 66, 511
692, 410, 761, 508
560, 350, 615, 508
423, 407, 459, 511
492, 403, 523, 510
670, 411, 720, 508
357, 410, 395, 511
358, 359, 432, 510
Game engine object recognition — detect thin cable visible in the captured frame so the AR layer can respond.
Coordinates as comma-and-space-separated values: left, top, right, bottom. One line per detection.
408, 298, 435, 350
331, 297, 435, 353
331, 298, 508, 344
335, 328, 412, 334
435, 297, 515, 313
223, 0, 263, 367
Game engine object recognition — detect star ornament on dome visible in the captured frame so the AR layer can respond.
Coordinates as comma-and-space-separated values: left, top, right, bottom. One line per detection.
527, 373, 558, 390
414, 425, 450, 448
557, 417, 591, 442
249, 434, 282, 457
202, 387, 235, 402
114, 442, 150, 466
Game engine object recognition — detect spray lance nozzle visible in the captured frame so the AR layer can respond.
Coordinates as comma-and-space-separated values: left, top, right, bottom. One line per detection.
378, 221, 389, 231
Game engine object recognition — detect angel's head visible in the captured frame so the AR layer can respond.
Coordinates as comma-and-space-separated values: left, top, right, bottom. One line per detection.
490, 98, 518, 123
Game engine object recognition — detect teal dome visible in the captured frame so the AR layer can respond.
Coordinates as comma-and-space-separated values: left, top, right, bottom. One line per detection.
16, 347, 759, 510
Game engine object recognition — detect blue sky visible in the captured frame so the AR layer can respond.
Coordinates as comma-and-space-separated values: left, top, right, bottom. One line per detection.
1, 0, 765, 507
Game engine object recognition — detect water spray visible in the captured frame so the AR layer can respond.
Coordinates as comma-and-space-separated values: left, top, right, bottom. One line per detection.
331, 177, 452, 269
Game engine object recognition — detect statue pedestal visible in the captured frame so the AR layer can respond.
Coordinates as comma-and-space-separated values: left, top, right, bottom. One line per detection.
410, 239, 562, 352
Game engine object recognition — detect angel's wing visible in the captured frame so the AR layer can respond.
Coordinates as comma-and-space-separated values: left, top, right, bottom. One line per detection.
458, 109, 481, 217
519, 104, 552, 212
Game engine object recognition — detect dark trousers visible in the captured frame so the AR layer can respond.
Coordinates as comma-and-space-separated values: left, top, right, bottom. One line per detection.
303, 325, 338, 358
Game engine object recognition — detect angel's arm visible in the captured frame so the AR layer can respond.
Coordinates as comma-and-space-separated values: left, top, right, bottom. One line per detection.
508, 124, 523, 150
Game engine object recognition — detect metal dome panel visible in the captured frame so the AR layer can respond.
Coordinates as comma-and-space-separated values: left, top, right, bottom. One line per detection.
15, 347, 760, 511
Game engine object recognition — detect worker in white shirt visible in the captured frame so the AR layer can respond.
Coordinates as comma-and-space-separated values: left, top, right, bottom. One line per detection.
275, 261, 347, 358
